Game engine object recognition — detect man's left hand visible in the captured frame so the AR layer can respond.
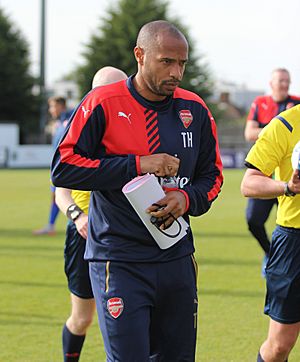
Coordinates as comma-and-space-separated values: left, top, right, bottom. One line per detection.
146, 191, 186, 229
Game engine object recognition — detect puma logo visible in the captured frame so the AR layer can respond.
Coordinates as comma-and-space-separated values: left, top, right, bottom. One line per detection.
82, 106, 91, 118
118, 111, 131, 124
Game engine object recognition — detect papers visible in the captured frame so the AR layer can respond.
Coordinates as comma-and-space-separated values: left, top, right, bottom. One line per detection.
291, 140, 300, 170
122, 173, 189, 249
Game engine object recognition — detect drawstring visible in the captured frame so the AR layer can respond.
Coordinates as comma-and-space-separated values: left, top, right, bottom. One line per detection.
150, 203, 182, 238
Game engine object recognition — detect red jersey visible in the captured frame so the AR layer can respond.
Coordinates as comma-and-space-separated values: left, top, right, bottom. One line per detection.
247, 95, 300, 128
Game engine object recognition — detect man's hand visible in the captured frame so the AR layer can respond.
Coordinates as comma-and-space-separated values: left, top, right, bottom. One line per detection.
74, 213, 88, 239
287, 169, 300, 194
146, 191, 186, 230
140, 154, 180, 176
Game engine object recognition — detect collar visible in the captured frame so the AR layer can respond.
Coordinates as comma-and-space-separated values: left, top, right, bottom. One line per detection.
126, 75, 173, 112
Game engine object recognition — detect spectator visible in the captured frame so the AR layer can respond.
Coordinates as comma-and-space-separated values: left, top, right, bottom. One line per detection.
33, 97, 73, 235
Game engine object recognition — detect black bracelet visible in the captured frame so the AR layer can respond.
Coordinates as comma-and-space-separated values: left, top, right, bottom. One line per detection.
284, 182, 296, 197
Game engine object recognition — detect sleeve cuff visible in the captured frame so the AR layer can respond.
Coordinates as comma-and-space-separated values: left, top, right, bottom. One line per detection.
135, 155, 142, 175
244, 161, 260, 170
178, 189, 190, 213
165, 188, 190, 213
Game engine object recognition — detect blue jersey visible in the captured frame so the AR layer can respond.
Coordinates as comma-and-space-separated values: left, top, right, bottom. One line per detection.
51, 76, 223, 262
52, 109, 74, 149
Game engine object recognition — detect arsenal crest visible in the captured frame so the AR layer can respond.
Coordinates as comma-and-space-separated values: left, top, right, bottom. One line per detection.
107, 297, 124, 319
286, 102, 295, 110
179, 110, 193, 128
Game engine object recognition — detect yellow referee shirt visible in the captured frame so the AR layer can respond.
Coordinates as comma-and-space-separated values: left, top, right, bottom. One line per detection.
71, 190, 91, 215
246, 104, 300, 228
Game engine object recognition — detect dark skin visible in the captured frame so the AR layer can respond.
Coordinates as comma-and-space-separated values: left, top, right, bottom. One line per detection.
132, 31, 189, 229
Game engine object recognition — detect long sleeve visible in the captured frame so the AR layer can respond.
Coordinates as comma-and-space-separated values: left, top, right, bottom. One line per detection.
51, 90, 138, 191
183, 108, 223, 216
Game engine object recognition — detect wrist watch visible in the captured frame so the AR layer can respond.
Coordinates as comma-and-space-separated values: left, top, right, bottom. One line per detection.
284, 182, 296, 197
66, 203, 83, 222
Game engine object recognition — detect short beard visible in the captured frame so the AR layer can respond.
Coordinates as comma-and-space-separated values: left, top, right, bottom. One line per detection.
147, 79, 176, 97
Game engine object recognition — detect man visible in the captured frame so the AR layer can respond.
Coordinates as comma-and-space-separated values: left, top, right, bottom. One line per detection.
55, 67, 128, 362
244, 68, 300, 276
92, 66, 127, 89
241, 104, 300, 362
51, 20, 223, 361
33, 96, 73, 235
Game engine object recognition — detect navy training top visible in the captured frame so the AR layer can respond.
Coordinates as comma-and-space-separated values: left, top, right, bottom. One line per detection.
51, 75, 223, 262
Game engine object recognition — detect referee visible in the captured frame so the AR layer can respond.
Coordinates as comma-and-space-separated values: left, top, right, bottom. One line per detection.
244, 68, 300, 277
241, 104, 300, 362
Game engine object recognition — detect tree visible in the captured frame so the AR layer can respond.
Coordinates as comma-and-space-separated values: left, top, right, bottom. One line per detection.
0, 7, 39, 141
75, 0, 213, 99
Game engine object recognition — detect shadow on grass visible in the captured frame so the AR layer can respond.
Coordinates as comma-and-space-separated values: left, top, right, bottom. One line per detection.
0, 318, 63, 327
0, 228, 65, 240
0, 311, 59, 320
0, 241, 62, 252
0, 251, 62, 259
0, 280, 65, 289
198, 257, 260, 267
200, 288, 265, 298
193, 231, 250, 239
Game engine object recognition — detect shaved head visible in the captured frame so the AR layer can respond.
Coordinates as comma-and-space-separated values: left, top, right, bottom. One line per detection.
92, 66, 127, 88
133, 20, 189, 101
136, 20, 188, 52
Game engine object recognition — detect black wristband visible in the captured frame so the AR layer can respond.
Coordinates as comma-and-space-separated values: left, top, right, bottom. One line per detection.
284, 182, 296, 197
66, 203, 83, 222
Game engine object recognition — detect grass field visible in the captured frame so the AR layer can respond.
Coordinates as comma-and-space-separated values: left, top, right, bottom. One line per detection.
1, 168, 300, 361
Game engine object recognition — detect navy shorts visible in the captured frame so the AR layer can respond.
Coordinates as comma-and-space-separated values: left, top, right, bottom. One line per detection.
264, 225, 300, 323
89, 255, 198, 362
64, 221, 93, 299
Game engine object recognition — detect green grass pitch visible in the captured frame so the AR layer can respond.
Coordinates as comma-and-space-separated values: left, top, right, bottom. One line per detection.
1, 168, 299, 361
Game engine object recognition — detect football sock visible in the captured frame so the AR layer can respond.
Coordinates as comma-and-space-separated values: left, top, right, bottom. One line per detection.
62, 324, 85, 362
248, 224, 270, 254
49, 201, 59, 226
257, 351, 264, 362
257, 351, 288, 362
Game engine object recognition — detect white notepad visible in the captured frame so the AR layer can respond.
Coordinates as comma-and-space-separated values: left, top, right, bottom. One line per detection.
122, 173, 189, 249
291, 140, 300, 170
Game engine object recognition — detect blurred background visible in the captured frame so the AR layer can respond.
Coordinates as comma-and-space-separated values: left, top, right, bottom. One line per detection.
1, 0, 300, 169
1, 1, 300, 360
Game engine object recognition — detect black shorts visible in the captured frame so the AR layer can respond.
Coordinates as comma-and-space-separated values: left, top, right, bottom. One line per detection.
264, 225, 300, 324
64, 221, 93, 299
